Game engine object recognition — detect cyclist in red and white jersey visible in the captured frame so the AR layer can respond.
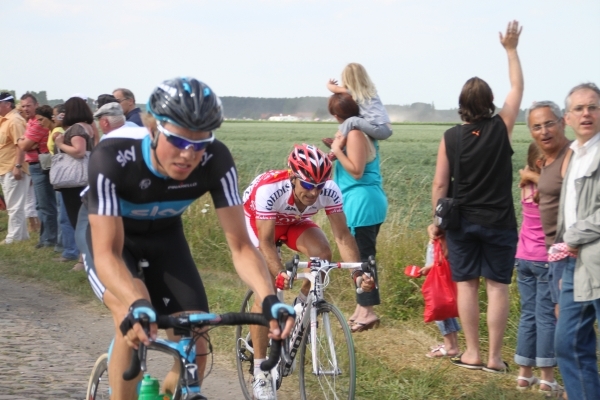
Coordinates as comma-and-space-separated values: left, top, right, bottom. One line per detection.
243, 144, 372, 399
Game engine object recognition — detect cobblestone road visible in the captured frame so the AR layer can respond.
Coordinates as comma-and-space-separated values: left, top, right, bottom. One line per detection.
0, 276, 243, 399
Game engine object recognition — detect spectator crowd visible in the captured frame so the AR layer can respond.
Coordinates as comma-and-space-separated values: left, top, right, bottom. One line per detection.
1, 19, 599, 400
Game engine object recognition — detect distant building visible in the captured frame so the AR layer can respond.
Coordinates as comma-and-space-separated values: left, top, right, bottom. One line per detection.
268, 114, 300, 122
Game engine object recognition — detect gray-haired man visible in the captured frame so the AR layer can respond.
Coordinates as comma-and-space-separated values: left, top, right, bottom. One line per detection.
112, 88, 142, 126
554, 82, 600, 399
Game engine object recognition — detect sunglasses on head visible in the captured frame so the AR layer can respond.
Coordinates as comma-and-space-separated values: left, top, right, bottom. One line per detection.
156, 122, 215, 151
298, 179, 326, 190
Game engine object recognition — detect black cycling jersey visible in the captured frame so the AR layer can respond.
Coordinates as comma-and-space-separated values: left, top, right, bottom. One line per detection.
85, 127, 242, 234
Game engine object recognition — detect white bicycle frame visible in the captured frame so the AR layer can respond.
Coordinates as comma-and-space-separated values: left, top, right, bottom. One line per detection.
280, 259, 365, 378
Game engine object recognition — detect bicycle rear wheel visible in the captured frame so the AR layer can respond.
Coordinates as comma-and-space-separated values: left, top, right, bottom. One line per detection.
235, 289, 256, 400
86, 353, 110, 400
298, 303, 356, 400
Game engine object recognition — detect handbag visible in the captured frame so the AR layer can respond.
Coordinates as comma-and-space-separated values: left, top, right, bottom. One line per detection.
422, 239, 458, 323
50, 151, 90, 189
435, 125, 463, 231
49, 124, 92, 189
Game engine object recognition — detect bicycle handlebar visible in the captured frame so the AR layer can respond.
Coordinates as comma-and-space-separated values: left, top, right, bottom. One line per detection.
122, 312, 283, 380
284, 255, 379, 292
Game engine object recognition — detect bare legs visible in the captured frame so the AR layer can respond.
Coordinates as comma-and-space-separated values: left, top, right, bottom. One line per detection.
456, 278, 509, 369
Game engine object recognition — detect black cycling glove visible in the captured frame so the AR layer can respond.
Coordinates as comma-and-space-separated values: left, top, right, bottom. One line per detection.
119, 299, 157, 336
262, 294, 295, 322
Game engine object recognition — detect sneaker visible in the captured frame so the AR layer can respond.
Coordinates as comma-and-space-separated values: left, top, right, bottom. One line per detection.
252, 371, 275, 400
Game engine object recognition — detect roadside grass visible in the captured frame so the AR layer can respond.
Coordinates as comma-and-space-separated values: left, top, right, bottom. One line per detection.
0, 122, 564, 399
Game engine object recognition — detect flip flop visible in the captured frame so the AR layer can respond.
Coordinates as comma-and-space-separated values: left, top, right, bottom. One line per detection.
425, 344, 448, 359
482, 361, 509, 374
450, 354, 484, 370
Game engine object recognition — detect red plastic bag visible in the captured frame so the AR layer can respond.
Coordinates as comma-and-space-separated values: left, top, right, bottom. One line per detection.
421, 239, 458, 323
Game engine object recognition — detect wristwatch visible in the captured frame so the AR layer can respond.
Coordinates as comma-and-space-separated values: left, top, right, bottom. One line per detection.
14, 164, 22, 169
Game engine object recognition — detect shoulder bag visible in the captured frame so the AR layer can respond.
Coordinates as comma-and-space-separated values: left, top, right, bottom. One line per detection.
435, 125, 462, 231
49, 124, 91, 189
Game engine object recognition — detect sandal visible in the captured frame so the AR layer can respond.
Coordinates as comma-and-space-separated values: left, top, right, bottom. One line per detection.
516, 375, 539, 391
539, 380, 564, 398
350, 319, 380, 333
425, 344, 448, 359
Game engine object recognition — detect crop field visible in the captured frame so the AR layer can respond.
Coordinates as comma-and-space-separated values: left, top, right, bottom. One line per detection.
0, 121, 577, 399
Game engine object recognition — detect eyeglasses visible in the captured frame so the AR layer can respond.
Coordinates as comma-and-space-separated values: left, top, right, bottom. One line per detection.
115, 98, 129, 103
298, 179, 326, 190
531, 119, 560, 133
156, 123, 215, 151
569, 104, 600, 116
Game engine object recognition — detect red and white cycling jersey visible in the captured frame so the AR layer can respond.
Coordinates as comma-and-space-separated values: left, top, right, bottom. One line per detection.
243, 169, 344, 225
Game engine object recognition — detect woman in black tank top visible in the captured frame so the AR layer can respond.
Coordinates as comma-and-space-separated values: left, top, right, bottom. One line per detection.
428, 20, 524, 373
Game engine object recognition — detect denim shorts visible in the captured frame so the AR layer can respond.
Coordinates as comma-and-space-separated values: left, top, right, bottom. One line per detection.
446, 218, 517, 284
548, 258, 569, 304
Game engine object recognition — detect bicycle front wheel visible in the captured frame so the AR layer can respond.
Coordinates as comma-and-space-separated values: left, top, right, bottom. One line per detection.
298, 302, 356, 400
86, 353, 110, 400
235, 289, 255, 400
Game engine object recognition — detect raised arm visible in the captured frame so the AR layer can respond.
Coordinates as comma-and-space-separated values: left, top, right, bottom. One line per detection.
497, 20, 524, 138
327, 79, 348, 94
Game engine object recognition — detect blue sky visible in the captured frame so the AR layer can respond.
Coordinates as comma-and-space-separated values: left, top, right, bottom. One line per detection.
2, 0, 599, 109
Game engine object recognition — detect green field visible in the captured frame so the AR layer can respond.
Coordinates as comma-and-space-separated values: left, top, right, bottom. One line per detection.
0, 121, 574, 399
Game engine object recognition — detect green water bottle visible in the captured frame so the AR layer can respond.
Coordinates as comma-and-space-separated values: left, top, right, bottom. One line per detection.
138, 374, 161, 400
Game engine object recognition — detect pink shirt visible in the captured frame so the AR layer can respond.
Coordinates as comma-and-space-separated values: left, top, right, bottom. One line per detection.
516, 189, 548, 261
24, 118, 49, 163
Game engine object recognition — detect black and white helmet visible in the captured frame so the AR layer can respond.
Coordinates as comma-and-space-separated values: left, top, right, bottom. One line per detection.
147, 77, 223, 131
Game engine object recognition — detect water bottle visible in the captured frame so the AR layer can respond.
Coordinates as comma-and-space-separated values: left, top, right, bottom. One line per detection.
425, 241, 434, 267
138, 374, 162, 400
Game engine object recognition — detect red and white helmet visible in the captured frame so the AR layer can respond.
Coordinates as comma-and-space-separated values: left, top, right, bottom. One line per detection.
288, 144, 332, 183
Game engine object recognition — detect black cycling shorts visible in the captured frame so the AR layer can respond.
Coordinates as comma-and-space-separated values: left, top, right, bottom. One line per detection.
85, 218, 209, 315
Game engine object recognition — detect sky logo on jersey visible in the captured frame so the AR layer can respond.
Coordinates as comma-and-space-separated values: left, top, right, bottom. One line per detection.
321, 188, 341, 204
120, 199, 194, 219
116, 146, 136, 167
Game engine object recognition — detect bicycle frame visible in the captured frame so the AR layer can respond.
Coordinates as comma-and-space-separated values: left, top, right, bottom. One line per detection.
280, 257, 374, 378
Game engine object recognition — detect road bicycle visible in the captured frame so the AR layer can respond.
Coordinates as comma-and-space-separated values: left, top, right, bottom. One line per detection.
235, 255, 378, 400
87, 312, 285, 400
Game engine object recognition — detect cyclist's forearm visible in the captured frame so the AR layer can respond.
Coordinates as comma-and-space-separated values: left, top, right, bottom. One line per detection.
335, 231, 361, 262
232, 247, 275, 302
259, 242, 283, 277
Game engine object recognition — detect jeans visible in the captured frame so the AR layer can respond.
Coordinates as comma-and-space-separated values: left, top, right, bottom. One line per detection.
514, 259, 556, 367
555, 257, 600, 399
29, 163, 57, 246
548, 258, 568, 304
435, 318, 460, 336
57, 192, 79, 260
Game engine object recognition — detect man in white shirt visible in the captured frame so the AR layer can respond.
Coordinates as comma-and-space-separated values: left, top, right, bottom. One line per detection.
554, 82, 600, 399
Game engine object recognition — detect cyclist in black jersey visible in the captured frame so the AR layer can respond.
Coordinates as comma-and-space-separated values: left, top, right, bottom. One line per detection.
84, 77, 294, 400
